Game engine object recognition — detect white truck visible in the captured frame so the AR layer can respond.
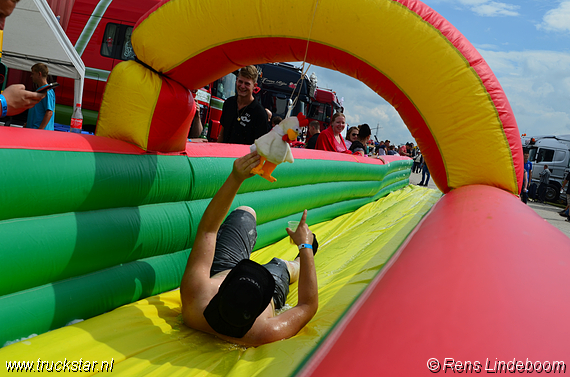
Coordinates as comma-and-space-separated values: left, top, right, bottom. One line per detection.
525, 135, 570, 202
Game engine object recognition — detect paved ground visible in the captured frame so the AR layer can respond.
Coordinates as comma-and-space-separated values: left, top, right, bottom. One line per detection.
526, 200, 570, 238
408, 170, 570, 239
408, 170, 441, 191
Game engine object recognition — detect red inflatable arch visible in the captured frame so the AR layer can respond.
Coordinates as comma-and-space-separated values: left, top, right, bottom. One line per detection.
98, 0, 522, 195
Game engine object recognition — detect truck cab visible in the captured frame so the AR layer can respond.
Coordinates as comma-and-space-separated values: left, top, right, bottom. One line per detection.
527, 135, 570, 202
205, 72, 237, 141
307, 87, 342, 131
256, 63, 309, 120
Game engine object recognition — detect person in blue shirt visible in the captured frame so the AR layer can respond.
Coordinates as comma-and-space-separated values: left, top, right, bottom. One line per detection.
521, 150, 532, 203
24, 63, 55, 130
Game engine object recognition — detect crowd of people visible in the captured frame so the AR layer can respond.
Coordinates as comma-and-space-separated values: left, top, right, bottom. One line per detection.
210, 64, 431, 189
6, 56, 423, 174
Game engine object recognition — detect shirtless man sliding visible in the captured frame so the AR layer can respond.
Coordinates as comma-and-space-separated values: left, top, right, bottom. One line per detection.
180, 151, 318, 346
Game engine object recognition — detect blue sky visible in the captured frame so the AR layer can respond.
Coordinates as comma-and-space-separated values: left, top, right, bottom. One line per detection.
299, 0, 570, 145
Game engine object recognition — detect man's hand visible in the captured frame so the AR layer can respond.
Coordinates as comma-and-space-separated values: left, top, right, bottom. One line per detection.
232, 151, 260, 182
287, 210, 313, 246
3, 85, 45, 116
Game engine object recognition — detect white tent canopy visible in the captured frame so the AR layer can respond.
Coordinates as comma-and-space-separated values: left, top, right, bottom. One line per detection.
2, 0, 84, 106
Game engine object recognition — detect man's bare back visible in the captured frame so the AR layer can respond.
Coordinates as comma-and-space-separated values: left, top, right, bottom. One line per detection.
180, 151, 317, 347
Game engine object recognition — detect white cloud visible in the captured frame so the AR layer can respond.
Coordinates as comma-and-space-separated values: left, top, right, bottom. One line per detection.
537, 1, 570, 33
474, 43, 501, 50
456, 0, 488, 5
470, 2, 520, 17
479, 49, 570, 135
435, 0, 520, 17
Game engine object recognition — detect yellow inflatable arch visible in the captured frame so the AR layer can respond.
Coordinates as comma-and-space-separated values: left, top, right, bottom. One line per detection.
97, 0, 522, 195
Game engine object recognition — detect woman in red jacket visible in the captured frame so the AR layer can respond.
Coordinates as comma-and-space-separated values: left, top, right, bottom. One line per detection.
315, 112, 351, 153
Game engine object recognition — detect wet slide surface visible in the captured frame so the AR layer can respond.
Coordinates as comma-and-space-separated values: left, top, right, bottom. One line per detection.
2, 186, 440, 376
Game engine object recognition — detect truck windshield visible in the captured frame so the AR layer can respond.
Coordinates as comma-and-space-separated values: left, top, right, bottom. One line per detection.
273, 95, 289, 117
212, 74, 236, 101
307, 102, 330, 122
264, 94, 306, 119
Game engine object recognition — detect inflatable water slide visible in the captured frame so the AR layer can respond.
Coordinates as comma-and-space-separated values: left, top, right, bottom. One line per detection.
2, 0, 569, 375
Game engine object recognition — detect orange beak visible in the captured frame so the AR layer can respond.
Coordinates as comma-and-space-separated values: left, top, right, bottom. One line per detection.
287, 129, 298, 141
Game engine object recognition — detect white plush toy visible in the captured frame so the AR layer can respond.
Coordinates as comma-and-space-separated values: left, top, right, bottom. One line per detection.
250, 113, 309, 182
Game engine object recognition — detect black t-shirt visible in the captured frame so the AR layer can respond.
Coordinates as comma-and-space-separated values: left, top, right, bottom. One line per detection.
306, 133, 320, 149
220, 96, 268, 145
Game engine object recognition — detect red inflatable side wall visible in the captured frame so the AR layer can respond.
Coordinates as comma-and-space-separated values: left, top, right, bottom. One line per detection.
300, 185, 570, 376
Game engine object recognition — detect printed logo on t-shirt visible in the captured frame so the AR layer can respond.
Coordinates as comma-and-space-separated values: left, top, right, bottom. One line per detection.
240, 113, 251, 127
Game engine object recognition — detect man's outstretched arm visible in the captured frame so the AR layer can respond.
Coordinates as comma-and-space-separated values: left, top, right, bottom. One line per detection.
289, 210, 318, 318
248, 210, 318, 345
182, 151, 260, 285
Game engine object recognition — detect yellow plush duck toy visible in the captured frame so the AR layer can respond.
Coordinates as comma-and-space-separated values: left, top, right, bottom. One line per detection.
250, 113, 309, 182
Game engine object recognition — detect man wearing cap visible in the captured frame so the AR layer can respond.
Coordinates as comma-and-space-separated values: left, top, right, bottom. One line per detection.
181, 151, 319, 346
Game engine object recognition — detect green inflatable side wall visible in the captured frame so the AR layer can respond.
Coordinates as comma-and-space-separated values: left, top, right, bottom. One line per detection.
0, 148, 412, 345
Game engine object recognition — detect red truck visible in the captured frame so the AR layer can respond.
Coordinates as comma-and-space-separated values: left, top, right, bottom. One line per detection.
307, 86, 343, 132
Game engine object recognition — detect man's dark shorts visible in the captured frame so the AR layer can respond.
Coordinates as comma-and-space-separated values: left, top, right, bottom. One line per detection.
210, 208, 290, 309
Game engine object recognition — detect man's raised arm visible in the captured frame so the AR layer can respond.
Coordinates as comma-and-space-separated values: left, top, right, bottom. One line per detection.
182, 151, 260, 283
253, 210, 318, 345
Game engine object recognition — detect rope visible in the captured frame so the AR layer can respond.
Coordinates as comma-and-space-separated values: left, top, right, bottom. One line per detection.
287, 0, 319, 116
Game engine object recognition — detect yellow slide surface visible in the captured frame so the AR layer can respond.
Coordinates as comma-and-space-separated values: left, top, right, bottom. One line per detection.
2, 186, 440, 376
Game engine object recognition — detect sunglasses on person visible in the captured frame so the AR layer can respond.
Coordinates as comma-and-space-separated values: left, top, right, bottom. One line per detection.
351, 133, 358, 137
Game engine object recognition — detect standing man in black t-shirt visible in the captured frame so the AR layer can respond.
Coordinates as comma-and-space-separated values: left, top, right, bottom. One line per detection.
217, 66, 268, 145
305, 121, 321, 149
